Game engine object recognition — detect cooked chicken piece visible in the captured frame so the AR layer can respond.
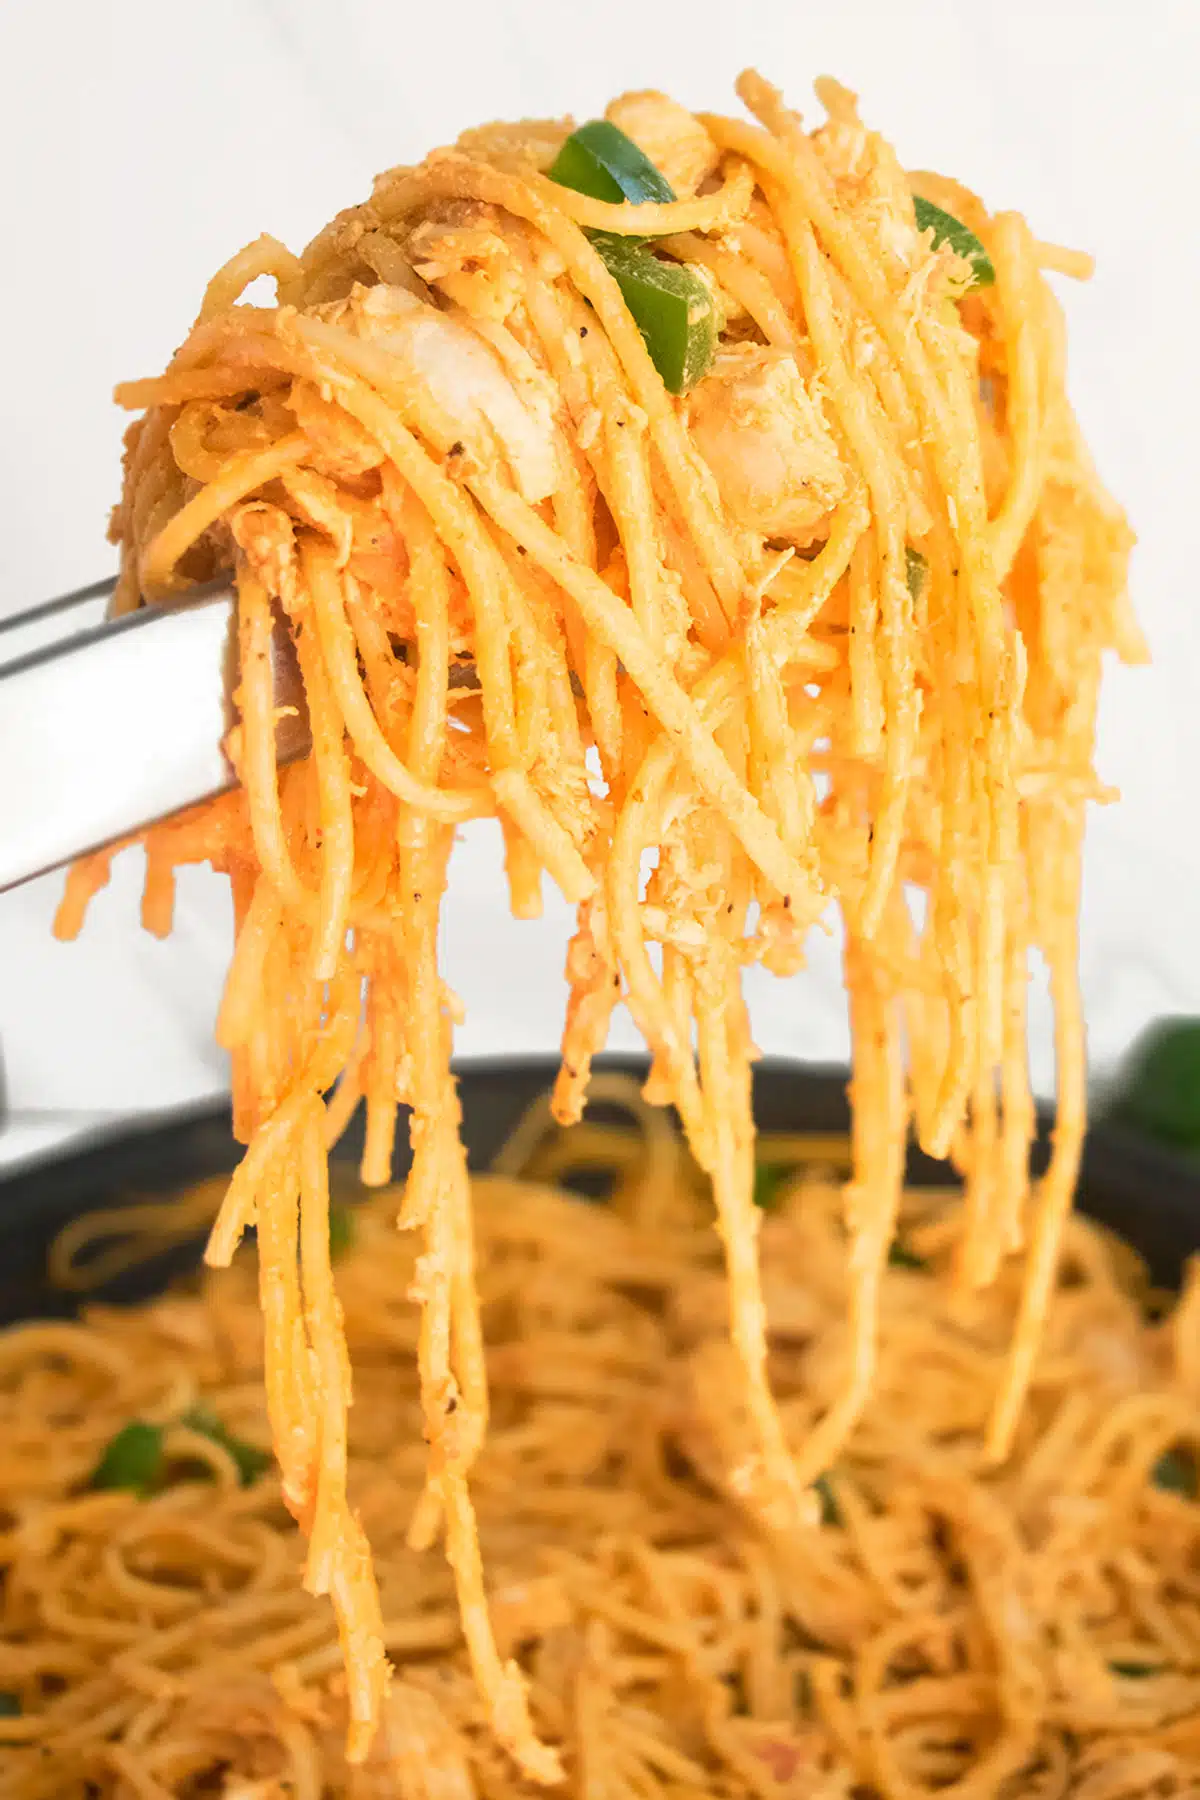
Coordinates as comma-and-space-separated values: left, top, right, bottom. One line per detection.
407, 202, 528, 323
605, 90, 720, 197
328, 283, 559, 505
685, 344, 845, 541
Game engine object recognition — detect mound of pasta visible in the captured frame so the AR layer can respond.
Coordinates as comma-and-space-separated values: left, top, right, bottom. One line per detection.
51, 70, 1145, 1773
2, 1097, 1199, 1799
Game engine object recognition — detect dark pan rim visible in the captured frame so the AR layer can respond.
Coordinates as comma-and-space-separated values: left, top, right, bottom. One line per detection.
0, 1056, 1197, 1324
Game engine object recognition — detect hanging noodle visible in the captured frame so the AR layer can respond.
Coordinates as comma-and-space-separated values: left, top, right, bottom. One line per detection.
39, 69, 1145, 1781
3, 1091, 1199, 1799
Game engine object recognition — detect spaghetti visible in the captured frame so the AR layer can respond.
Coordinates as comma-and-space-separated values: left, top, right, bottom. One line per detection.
2, 1096, 1199, 1798
50, 71, 1142, 1776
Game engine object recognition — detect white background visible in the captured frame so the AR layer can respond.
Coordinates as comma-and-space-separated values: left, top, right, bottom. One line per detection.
1, 0, 1197, 1159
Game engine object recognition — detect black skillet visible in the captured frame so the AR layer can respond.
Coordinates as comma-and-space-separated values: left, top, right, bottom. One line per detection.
1, 1057, 1197, 1326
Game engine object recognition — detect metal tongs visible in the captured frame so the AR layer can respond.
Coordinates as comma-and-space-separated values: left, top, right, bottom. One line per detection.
0, 578, 308, 893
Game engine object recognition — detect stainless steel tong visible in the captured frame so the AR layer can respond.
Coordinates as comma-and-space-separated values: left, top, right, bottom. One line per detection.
0, 577, 307, 894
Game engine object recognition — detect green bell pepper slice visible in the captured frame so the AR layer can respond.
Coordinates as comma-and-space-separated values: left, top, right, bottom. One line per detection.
549, 119, 676, 209
913, 195, 995, 289
591, 235, 717, 395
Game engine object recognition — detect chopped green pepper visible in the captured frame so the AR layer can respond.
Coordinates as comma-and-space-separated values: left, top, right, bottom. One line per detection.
1110, 1659, 1158, 1679
0, 1693, 21, 1719
753, 1162, 787, 1211
547, 125, 715, 394
888, 1238, 928, 1271
91, 1409, 271, 1497
905, 546, 928, 602
589, 236, 717, 395
1151, 1446, 1197, 1499
1108, 1018, 1200, 1153
913, 196, 995, 289
813, 1472, 841, 1526
549, 119, 676, 210
183, 1405, 272, 1488
91, 1421, 166, 1496
328, 1201, 356, 1260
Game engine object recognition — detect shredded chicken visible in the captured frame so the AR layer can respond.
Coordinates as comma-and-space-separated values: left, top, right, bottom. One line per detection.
407, 201, 529, 323
685, 344, 845, 542
812, 77, 922, 274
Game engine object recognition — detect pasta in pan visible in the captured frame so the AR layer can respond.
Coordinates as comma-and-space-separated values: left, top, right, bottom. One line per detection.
3, 1092, 1199, 1798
